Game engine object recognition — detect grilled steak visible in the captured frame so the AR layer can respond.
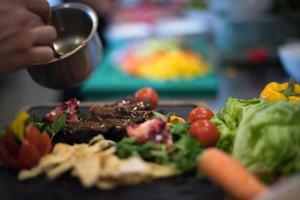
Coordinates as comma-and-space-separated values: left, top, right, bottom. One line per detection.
54, 98, 156, 144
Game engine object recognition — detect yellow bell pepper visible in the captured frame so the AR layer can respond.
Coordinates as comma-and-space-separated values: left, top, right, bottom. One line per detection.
260, 79, 300, 102
9, 112, 29, 141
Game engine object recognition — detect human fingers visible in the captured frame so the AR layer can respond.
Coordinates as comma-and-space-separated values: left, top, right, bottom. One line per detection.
0, 9, 43, 42
0, 24, 56, 54
25, 0, 50, 24
31, 26, 57, 45
0, 29, 33, 54
0, 46, 54, 74
24, 46, 54, 64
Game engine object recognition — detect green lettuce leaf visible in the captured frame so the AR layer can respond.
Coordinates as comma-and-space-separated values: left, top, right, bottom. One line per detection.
211, 98, 261, 152
233, 101, 300, 175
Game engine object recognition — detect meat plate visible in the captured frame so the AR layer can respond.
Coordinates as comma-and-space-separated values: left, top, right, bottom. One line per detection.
0, 103, 225, 200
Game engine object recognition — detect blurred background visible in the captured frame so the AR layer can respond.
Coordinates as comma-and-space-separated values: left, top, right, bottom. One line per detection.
0, 0, 299, 126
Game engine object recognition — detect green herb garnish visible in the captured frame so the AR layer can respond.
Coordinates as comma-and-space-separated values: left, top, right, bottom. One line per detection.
27, 114, 67, 139
169, 120, 190, 136
27, 115, 47, 130
46, 114, 67, 139
152, 111, 177, 122
116, 138, 169, 164
116, 115, 204, 173
171, 134, 204, 172
78, 112, 87, 120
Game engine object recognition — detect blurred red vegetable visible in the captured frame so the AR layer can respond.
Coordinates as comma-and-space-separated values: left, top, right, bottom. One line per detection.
0, 124, 52, 170
190, 120, 219, 147
188, 106, 214, 123
134, 87, 159, 107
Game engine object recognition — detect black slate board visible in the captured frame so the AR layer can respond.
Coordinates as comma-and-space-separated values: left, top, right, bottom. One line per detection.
0, 104, 225, 200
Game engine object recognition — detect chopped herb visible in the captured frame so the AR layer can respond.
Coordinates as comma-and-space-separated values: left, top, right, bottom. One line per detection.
171, 134, 204, 172
116, 116, 204, 173
46, 114, 67, 139
149, 145, 169, 164
77, 112, 87, 120
27, 114, 67, 139
116, 138, 169, 164
27, 115, 47, 130
169, 120, 190, 136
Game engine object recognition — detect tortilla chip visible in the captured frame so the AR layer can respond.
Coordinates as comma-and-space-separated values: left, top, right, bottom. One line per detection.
18, 136, 177, 190
72, 153, 101, 187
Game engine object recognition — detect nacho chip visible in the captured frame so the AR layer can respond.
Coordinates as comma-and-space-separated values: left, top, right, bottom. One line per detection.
19, 136, 177, 189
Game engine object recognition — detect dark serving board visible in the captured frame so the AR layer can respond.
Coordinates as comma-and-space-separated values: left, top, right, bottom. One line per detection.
0, 104, 225, 200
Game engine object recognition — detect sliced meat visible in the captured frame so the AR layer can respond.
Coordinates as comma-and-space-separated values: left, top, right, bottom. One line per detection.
55, 99, 156, 144
54, 120, 128, 144
90, 107, 153, 121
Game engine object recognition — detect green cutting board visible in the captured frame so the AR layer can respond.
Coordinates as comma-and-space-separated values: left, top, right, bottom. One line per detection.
80, 41, 218, 100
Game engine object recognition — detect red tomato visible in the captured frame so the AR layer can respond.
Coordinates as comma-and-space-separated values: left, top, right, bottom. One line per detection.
3, 132, 20, 157
0, 125, 53, 170
18, 139, 40, 169
25, 125, 52, 157
38, 132, 52, 156
134, 87, 159, 106
0, 140, 19, 169
188, 106, 214, 123
25, 124, 43, 153
189, 120, 219, 147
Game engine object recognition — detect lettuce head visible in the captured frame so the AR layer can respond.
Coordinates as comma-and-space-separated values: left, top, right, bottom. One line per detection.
232, 101, 300, 175
212, 98, 261, 152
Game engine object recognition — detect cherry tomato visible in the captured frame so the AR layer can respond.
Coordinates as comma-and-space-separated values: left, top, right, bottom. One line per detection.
189, 120, 219, 146
18, 139, 40, 169
188, 106, 214, 123
134, 87, 159, 106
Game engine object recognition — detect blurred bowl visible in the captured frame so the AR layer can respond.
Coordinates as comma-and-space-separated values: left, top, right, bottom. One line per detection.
278, 42, 300, 82
27, 3, 102, 89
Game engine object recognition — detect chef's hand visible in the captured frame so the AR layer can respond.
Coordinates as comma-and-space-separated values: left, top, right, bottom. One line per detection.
0, 0, 57, 75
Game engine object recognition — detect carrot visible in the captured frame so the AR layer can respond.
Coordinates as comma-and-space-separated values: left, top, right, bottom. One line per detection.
197, 148, 267, 200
